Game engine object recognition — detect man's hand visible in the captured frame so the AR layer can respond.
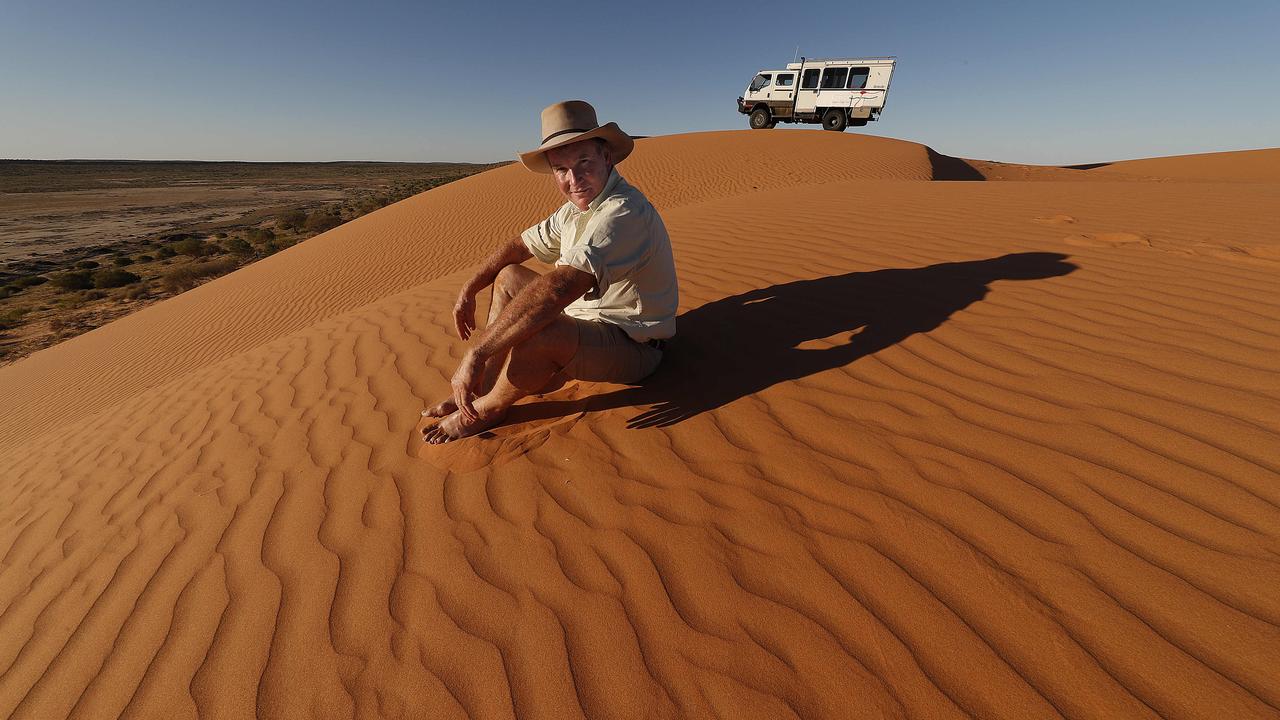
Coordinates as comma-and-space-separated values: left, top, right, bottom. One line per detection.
453, 289, 477, 340
450, 350, 486, 421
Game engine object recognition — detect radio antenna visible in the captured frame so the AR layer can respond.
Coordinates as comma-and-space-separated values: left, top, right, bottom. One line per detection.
793, 46, 800, 64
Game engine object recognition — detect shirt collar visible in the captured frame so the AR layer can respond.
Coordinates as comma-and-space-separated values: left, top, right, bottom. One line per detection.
580, 167, 622, 213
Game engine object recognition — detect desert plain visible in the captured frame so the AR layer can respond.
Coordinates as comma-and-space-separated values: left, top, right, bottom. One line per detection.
0, 130, 1278, 719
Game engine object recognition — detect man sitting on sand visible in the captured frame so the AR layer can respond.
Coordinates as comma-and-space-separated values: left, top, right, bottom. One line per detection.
422, 100, 678, 444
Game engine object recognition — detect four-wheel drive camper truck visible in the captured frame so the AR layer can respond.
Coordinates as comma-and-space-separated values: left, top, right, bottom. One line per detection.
737, 57, 896, 131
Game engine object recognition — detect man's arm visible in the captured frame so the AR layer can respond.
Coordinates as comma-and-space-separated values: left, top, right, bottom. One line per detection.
469, 266, 594, 361
453, 236, 533, 339
448, 265, 594, 420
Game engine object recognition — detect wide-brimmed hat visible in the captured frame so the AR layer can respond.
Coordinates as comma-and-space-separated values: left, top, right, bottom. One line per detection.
518, 100, 634, 173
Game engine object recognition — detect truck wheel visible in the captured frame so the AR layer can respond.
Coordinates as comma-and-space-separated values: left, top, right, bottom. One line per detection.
822, 109, 847, 132
749, 107, 773, 129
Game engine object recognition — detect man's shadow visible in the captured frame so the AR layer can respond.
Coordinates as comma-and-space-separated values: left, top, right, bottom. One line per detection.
525, 252, 1075, 429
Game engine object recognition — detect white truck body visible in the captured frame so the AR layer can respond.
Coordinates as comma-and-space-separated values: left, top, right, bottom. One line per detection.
737, 57, 897, 131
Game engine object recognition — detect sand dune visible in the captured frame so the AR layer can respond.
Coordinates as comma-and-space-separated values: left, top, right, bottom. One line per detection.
1, 132, 1278, 719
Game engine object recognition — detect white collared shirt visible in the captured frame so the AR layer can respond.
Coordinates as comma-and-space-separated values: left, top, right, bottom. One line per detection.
520, 169, 678, 342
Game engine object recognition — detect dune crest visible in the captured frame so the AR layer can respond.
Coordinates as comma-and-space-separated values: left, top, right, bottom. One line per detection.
2, 132, 1279, 719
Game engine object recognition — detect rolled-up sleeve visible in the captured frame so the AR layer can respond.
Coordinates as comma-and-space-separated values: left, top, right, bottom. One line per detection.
520, 206, 566, 264
556, 206, 648, 299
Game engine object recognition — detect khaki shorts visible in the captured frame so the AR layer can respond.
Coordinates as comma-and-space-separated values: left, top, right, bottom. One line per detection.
562, 319, 664, 384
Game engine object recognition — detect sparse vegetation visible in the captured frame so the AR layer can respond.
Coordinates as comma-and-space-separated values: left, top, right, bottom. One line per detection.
222, 237, 254, 255
303, 209, 343, 233
1, 160, 501, 363
0, 306, 31, 330
172, 238, 211, 257
245, 227, 275, 244
91, 268, 141, 289
161, 257, 239, 292
278, 210, 307, 232
51, 271, 94, 290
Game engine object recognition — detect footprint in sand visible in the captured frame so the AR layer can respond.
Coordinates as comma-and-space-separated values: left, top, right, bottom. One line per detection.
1033, 214, 1076, 225
1063, 232, 1150, 248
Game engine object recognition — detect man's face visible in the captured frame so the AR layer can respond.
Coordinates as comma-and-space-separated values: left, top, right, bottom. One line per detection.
546, 140, 612, 211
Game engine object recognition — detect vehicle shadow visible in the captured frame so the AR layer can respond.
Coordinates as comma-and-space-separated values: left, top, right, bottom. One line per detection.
522, 252, 1076, 430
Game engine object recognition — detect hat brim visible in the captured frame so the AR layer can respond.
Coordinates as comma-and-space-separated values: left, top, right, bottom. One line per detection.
518, 122, 634, 173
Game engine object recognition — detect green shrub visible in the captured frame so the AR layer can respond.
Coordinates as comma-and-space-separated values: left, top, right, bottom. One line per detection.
160, 257, 238, 292
14, 275, 49, 288
92, 268, 141, 288
222, 237, 254, 255
278, 210, 307, 231
51, 271, 94, 290
246, 227, 275, 244
112, 256, 134, 267
172, 238, 209, 257
156, 246, 176, 259
304, 210, 342, 233
0, 306, 30, 330
76, 260, 100, 270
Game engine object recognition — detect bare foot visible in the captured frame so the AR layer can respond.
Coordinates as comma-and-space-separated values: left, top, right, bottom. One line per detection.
422, 398, 457, 418
422, 405, 508, 444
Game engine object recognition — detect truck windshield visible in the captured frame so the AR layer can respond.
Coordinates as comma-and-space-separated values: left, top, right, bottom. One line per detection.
748, 74, 771, 92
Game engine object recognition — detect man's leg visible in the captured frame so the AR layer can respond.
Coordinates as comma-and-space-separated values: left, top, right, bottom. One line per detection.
424, 264, 541, 417
423, 315, 580, 443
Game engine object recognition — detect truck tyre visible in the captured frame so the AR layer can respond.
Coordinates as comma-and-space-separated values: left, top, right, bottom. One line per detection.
822, 109, 847, 132
749, 107, 773, 130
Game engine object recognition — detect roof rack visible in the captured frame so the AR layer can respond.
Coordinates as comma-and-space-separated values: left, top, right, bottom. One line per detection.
785, 56, 897, 69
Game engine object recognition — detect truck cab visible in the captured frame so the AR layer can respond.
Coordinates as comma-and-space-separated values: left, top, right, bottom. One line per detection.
738, 57, 896, 131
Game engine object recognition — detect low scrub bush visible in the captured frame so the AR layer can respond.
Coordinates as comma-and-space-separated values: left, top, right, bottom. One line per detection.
0, 306, 30, 330
135, 254, 154, 262
156, 246, 176, 259
92, 268, 141, 289
222, 237, 254, 255
160, 257, 239, 292
246, 227, 275, 244
76, 260, 100, 270
172, 238, 210, 257
304, 210, 342, 233
14, 275, 49, 288
51, 271, 94, 290
278, 210, 307, 232
113, 256, 134, 267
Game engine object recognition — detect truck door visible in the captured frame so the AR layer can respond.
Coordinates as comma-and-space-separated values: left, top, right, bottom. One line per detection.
794, 67, 821, 114
772, 72, 795, 116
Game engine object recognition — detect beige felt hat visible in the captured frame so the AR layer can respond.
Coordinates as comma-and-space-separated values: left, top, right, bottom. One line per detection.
519, 100, 634, 173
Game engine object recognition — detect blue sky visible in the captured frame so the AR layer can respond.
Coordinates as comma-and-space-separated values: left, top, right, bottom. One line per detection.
1, 0, 1277, 165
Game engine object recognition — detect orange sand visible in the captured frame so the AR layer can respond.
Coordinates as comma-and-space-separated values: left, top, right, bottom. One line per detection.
1, 131, 1278, 719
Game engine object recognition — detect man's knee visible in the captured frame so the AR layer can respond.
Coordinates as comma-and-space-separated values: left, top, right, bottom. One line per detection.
495, 264, 537, 297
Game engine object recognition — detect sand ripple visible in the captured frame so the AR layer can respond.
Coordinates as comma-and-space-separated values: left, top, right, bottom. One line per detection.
1, 134, 1278, 718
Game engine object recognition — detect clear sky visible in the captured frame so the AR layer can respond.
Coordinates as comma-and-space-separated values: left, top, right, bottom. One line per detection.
2, 0, 1277, 165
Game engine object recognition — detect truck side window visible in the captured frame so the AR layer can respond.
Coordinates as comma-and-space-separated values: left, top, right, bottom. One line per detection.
801, 69, 820, 89
775, 73, 794, 87
820, 67, 848, 89
749, 74, 771, 92
847, 67, 870, 90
